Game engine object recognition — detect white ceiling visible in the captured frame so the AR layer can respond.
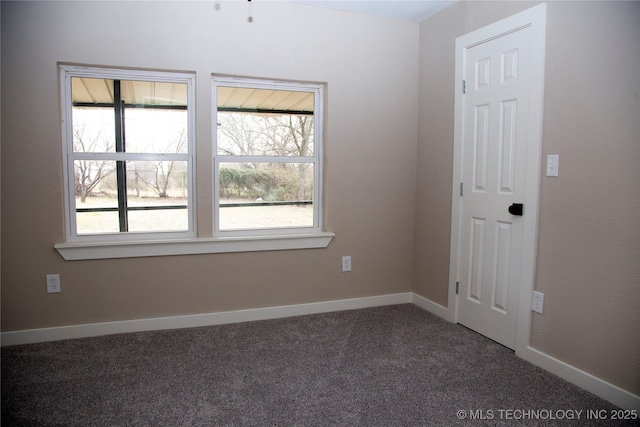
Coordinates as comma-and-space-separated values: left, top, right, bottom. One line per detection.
291, 0, 458, 23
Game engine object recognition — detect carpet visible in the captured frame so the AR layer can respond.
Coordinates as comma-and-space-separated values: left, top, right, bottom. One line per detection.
2, 304, 634, 426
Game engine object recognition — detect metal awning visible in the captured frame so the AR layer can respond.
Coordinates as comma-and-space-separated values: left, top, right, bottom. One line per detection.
72, 78, 314, 114
72, 77, 188, 108
218, 86, 314, 114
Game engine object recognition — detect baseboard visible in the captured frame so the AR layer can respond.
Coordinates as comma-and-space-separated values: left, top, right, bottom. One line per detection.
0, 292, 412, 347
410, 292, 451, 321
517, 346, 640, 411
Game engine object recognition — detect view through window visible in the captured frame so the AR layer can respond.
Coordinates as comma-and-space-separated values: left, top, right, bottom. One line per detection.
214, 80, 323, 233
62, 67, 195, 238
61, 67, 323, 243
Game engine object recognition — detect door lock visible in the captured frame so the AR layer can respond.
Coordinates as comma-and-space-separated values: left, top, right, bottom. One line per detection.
508, 203, 524, 216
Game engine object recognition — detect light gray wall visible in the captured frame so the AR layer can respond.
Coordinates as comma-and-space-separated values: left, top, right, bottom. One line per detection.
1, 1, 418, 330
414, 1, 640, 395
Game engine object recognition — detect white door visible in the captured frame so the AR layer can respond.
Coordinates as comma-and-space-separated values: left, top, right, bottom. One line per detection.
454, 24, 536, 350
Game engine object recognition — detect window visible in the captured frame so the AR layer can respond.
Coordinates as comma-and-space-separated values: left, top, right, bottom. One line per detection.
60, 65, 195, 241
213, 76, 324, 236
56, 67, 332, 260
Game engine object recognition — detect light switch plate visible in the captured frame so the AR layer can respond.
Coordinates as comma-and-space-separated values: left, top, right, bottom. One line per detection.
532, 291, 544, 314
342, 256, 352, 272
546, 154, 559, 177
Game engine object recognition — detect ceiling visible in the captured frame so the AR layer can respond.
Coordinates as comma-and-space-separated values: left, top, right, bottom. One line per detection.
291, 0, 457, 23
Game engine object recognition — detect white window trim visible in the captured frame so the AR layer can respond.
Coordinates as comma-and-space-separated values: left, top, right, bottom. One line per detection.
54, 232, 335, 260
59, 65, 197, 243
212, 76, 325, 237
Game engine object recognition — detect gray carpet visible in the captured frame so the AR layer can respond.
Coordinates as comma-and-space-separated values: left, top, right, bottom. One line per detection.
2, 304, 634, 426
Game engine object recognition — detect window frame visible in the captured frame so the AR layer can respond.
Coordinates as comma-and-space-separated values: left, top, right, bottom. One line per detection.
59, 65, 197, 242
55, 67, 334, 260
212, 76, 325, 237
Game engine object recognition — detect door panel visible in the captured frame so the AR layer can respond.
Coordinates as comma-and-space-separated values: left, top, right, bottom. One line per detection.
457, 27, 531, 349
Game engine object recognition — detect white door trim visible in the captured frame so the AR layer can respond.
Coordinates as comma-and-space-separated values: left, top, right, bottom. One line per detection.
448, 4, 547, 355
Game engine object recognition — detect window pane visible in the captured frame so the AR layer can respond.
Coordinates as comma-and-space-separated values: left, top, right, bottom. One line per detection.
76, 190, 119, 235
127, 207, 188, 233
124, 109, 188, 153
71, 77, 189, 154
71, 77, 115, 107
122, 80, 188, 153
71, 76, 116, 154
217, 113, 314, 157
73, 160, 189, 234
219, 162, 314, 230
127, 160, 189, 232
128, 160, 188, 199
76, 210, 119, 234
74, 160, 117, 203
74, 158, 118, 234
216, 86, 314, 157
72, 107, 116, 153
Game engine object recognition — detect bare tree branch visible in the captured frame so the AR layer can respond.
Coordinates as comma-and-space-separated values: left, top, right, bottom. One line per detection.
73, 119, 115, 202
136, 129, 187, 198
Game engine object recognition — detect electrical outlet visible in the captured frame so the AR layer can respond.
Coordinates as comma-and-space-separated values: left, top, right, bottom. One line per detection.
46, 274, 61, 293
532, 290, 544, 314
341, 256, 352, 272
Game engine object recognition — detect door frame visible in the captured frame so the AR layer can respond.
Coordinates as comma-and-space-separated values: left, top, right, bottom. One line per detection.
448, 4, 547, 356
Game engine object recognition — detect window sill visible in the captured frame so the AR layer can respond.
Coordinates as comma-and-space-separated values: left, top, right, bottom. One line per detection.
55, 232, 335, 261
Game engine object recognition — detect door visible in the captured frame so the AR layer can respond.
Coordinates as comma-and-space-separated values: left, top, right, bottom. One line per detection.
454, 24, 535, 350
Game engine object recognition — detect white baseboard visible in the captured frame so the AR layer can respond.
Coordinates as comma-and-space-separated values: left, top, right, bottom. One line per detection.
0, 292, 412, 347
518, 346, 640, 411
410, 292, 451, 321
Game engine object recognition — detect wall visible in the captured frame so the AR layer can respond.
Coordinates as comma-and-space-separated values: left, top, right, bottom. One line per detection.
414, 1, 639, 395
0, 2, 418, 330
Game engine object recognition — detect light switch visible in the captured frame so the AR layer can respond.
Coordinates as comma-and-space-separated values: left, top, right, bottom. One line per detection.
532, 291, 544, 314
546, 154, 559, 177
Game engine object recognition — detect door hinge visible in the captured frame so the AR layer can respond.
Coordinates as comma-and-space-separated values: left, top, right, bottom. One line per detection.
456, 282, 460, 295
460, 182, 464, 196
462, 79, 467, 94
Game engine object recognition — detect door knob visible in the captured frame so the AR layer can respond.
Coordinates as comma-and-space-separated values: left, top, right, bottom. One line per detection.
508, 203, 524, 216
